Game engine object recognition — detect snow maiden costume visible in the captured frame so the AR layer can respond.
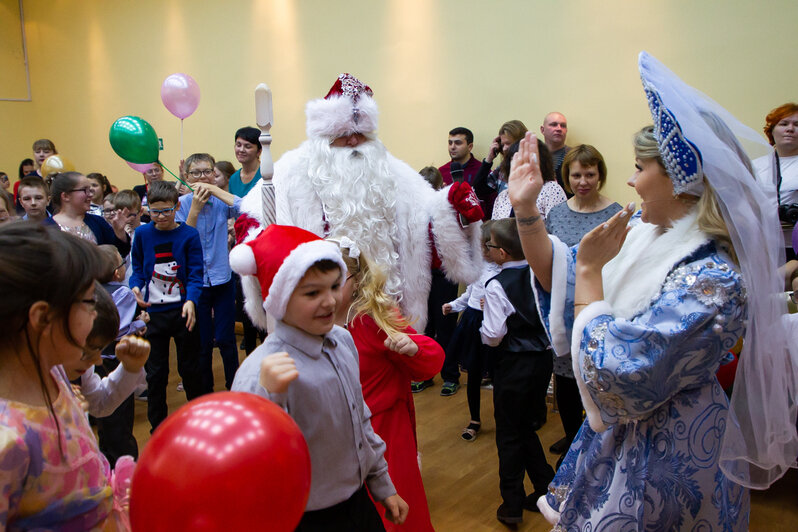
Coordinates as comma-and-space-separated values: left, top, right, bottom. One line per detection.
536, 53, 798, 530
237, 74, 484, 331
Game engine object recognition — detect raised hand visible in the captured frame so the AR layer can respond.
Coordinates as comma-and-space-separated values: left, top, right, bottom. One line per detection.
259, 352, 299, 394
576, 202, 636, 273
508, 132, 544, 216
116, 335, 150, 373
441, 303, 452, 316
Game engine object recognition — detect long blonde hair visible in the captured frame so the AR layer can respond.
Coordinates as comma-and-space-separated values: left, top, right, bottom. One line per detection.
340, 252, 409, 338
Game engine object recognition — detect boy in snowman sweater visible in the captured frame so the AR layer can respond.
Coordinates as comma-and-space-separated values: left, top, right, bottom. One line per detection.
129, 181, 206, 432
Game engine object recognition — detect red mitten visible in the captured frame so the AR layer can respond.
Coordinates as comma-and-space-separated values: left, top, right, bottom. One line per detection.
447, 182, 484, 223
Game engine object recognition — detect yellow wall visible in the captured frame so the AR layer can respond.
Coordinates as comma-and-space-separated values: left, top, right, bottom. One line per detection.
1, 0, 797, 205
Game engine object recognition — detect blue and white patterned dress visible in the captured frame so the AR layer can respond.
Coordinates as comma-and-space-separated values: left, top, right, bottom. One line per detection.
535, 212, 749, 531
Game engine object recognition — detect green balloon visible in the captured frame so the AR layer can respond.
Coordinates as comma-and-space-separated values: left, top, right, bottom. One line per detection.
109, 116, 160, 164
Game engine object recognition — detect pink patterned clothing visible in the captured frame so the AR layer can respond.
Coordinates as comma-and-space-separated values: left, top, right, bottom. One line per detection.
0, 366, 128, 531
491, 181, 567, 220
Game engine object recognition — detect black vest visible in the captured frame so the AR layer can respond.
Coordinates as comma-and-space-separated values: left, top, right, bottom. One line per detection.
490, 266, 550, 353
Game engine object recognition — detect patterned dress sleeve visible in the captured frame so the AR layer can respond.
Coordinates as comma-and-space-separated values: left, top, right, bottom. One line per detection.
571, 256, 746, 431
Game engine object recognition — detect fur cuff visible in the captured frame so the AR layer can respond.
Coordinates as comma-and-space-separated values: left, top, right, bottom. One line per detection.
571, 300, 613, 433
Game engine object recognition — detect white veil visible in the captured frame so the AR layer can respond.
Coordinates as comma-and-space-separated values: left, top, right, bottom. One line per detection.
639, 51, 798, 489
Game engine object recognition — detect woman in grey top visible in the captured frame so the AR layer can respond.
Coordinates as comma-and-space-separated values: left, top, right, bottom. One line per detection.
543, 144, 621, 459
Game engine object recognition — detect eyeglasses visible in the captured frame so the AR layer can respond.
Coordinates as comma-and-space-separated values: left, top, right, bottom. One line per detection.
150, 206, 177, 216
114, 261, 126, 272
188, 169, 214, 178
145, 168, 163, 176
69, 187, 92, 195
485, 243, 502, 250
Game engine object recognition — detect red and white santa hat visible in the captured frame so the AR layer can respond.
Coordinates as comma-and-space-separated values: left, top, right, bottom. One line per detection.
229, 224, 347, 325
306, 73, 379, 140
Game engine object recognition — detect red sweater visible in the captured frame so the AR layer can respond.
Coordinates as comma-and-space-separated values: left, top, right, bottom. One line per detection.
349, 314, 443, 531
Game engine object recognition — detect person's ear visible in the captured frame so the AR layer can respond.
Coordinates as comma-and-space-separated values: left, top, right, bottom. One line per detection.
28, 301, 52, 333
467, 143, 474, 152
540, 125, 545, 135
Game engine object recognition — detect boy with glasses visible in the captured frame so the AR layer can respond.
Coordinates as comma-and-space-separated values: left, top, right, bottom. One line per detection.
176, 153, 243, 393
129, 180, 206, 432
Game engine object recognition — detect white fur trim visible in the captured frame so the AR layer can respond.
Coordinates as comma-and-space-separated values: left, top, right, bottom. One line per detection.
306, 95, 378, 139
546, 235, 570, 356
602, 210, 707, 319
241, 274, 270, 330
264, 240, 347, 320
571, 300, 612, 433
430, 186, 483, 286
537, 494, 561, 525
229, 243, 257, 275
268, 143, 483, 331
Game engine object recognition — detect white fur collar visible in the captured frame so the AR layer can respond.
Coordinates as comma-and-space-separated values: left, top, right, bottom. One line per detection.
602, 210, 708, 320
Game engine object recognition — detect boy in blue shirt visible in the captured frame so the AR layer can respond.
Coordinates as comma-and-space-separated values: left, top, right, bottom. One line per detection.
177, 153, 243, 393
130, 181, 206, 432
231, 225, 408, 531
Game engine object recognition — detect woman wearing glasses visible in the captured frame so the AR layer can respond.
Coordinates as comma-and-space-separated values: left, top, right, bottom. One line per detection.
46, 172, 130, 257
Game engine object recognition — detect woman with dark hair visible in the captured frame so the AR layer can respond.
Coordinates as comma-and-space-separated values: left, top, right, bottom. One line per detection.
753, 102, 798, 260
45, 172, 130, 257
491, 139, 565, 219
228, 126, 262, 197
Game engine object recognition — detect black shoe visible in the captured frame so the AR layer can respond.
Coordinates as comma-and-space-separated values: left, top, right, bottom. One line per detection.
496, 503, 523, 526
411, 379, 434, 393
523, 490, 547, 512
549, 436, 570, 455
440, 381, 460, 396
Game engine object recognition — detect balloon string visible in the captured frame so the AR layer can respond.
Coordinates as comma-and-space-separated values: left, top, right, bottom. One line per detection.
158, 160, 193, 191
180, 119, 184, 163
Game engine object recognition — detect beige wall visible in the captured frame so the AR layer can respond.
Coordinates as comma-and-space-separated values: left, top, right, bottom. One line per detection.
1, 0, 796, 205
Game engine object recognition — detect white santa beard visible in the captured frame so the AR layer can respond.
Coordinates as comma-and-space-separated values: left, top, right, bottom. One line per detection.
307, 138, 404, 299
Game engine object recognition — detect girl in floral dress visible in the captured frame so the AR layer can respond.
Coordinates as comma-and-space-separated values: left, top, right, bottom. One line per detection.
0, 222, 131, 531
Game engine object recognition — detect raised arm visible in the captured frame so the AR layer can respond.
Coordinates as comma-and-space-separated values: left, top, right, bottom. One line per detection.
508, 132, 553, 291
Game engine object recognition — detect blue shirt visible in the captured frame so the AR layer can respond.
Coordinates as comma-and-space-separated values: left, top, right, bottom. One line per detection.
176, 193, 241, 286
228, 168, 261, 198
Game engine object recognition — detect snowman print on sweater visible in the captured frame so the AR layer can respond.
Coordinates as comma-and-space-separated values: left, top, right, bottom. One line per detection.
147, 242, 185, 304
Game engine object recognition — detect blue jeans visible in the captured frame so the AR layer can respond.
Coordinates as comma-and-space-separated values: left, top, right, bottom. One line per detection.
197, 279, 240, 392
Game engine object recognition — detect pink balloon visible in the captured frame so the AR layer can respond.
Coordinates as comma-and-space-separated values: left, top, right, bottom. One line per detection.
161, 73, 201, 119
127, 161, 154, 173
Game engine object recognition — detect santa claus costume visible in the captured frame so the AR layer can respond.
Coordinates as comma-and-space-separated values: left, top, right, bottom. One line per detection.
238, 73, 484, 331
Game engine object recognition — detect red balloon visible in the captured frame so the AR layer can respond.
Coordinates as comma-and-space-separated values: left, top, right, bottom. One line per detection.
130, 392, 311, 532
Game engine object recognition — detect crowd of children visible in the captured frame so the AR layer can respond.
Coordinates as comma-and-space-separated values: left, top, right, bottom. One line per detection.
0, 130, 611, 530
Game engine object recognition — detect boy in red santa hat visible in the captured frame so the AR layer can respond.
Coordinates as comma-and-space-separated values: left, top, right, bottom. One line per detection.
230, 224, 409, 531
